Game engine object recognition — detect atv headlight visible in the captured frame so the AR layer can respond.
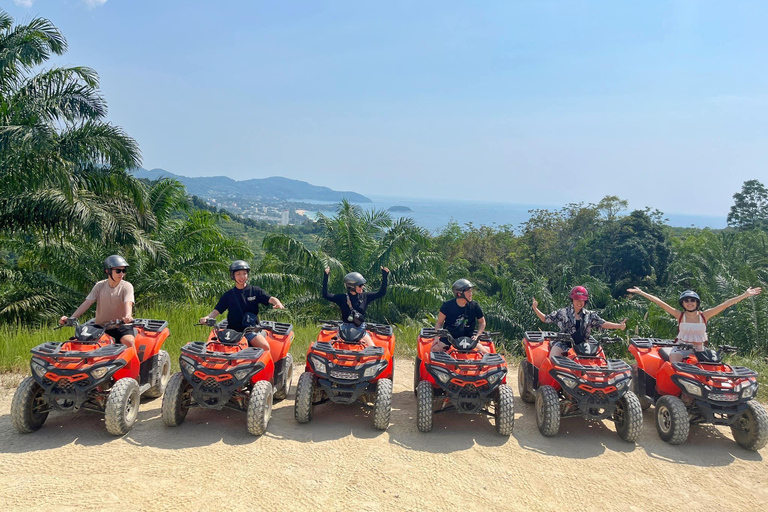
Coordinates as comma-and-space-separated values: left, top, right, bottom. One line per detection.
180, 356, 195, 375
557, 374, 578, 389
31, 359, 47, 378
234, 368, 251, 381
615, 379, 628, 391
91, 365, 115, 380
363, 362, 386, 379
486, 372, 501, 385
741, 384, 757, 399
310, 356, 327, 375
678, 378, 703, 397
433, 368, 451, 384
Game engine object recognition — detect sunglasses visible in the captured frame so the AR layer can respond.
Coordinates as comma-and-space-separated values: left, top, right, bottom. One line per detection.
682, 298, 697, 303
111, 268, 127, 274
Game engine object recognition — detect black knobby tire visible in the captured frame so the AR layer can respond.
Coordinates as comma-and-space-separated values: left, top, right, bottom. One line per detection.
11, 376, 49, 434
373, 378, 393, 430
655, 395, 690, 445
274, 353, 294, 401
161, 372, 191, 427
731, 400, 768, 452
495, 384, 515, 435
535, 385, 560, 437
416, 380, 434, 433
247, 380, 274, 436
631, 365, 652, 411
294, 371, 314, 424
105, 378, 141, 436
613, 391, 643, 442
413, 357, 421, 396
518, 361, 535, 404
144, 350, 171, 398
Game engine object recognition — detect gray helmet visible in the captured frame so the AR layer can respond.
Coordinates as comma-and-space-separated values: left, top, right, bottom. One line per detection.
229, 260, 251, 279
452, 278, 474, 297
103, 255, 129, 270
344, 272, 366, 291
679, 290, 701, 307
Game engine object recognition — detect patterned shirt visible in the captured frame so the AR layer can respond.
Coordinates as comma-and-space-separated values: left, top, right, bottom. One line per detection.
543, 306, 606, 339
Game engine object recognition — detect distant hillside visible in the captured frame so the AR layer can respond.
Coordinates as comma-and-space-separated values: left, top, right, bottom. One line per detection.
131, 168, 372, 203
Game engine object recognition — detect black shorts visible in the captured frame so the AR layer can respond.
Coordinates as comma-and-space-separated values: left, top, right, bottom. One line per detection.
105, 325, 136, 343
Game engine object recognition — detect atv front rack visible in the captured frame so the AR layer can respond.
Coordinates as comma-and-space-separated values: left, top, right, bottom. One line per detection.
31, 342, 126, 360
420, 327, 495, 342
551, 355, 630, 374
672, 362, 758, 379
430, 351, 505, 367
312, 342, 384, 358
217, 320, 293, 336
321, 321, 393, 336
183, 342, 264, 361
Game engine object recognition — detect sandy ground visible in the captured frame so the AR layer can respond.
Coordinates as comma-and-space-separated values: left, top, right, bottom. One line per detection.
1, 360, 766, 512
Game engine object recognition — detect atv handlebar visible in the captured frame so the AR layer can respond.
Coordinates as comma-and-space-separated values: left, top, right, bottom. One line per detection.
56, 318, 142, 330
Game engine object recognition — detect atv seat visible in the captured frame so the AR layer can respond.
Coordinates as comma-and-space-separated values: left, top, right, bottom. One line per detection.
658, 347, 674, 362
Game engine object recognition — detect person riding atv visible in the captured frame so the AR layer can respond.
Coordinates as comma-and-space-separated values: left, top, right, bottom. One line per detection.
199, 260, 285, 351
432, 279, 489, 354
59, 255, 137, 349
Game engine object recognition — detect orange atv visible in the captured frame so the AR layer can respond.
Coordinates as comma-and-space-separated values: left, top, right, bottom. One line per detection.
162, 318, 294, 435
415, 328, 514, 435
519, 331, 642, 442
11, 318, 171, 436
294, 320, 394, 430
629, 338, 767, 450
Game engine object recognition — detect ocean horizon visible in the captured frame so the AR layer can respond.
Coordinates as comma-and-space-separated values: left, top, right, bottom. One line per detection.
300, 194, 728, 233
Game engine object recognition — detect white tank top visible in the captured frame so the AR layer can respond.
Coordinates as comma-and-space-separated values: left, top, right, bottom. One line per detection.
677, 312, 708, 345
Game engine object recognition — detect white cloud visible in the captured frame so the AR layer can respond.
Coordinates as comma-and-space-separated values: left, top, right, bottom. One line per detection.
13, 0, 36, 7
82, 0, 108, 8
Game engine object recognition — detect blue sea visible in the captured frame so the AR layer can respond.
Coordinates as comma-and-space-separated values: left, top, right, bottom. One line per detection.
301, 195, 727, 233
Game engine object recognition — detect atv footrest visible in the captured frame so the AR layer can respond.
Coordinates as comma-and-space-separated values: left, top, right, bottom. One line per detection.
672, 362, 758, 379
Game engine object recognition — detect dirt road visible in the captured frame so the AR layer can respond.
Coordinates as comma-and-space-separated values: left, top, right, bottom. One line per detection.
1, 361, 766, 512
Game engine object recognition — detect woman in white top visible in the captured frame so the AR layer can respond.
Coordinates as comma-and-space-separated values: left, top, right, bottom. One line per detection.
627, 286, 762, 361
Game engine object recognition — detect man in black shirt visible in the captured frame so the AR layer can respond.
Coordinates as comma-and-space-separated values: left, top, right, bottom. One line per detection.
200, 260, 284, 351
322, 266, 389, 348
432, 278, 489, 354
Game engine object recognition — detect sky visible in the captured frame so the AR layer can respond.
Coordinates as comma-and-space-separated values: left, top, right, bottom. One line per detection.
6, 1, 768, 217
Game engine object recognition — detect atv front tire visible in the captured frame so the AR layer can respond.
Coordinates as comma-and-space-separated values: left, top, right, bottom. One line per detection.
105, 378, 140, 436
731, 400, 768, 451
495, 384, 515, 435
518, 361, 535, 404
144, 350, 171, 398
247, 380, 274, 436
11, 376, 49, 433
535, 385, 560, 437
294, 372, 314, 424
655, 395, 689, 445
631, 365, 651, 411
416, 380, 434, 433
162, 372, 190, 427
614, 391, 643, 442
274, 353, 294, 401
373, 378, 393, 430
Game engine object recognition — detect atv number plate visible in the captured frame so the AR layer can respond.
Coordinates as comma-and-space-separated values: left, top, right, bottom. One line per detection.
709, 392, 739, 402
330, 370, 358, 380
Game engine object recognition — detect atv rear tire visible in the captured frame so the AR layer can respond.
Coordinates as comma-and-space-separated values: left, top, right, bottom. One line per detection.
731, 400, 768, 451
495, 384, 515, 435
274, 353, 294, 401
631, 365, 651, 411
162, 372, 190, 427
518, 361, 535, 404
247, 380, 273, 436
535, 385, 560, 437
11, 376, 49, 433
416, 380, 434, 433
294, 372, 314, 424
413, 357, 421, 396
614, 391, 643, 442
144, 349, 171, 398
655, 395, 689, 445
105, 378, 140, 436
373, 378, 393, 430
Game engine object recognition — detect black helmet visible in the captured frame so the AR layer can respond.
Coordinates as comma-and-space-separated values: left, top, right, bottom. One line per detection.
452, 278, 474, 297
679, 290, 701, 307
343, 272, 366, 291
229, 260, 251, 279
104, 255, 129, 270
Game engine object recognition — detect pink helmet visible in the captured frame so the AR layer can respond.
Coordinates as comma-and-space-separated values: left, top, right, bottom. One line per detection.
570, 286, 589, 301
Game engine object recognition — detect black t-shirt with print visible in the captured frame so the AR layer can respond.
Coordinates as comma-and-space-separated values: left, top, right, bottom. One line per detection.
439, 298, 484, 340
214, 285, 271, 332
